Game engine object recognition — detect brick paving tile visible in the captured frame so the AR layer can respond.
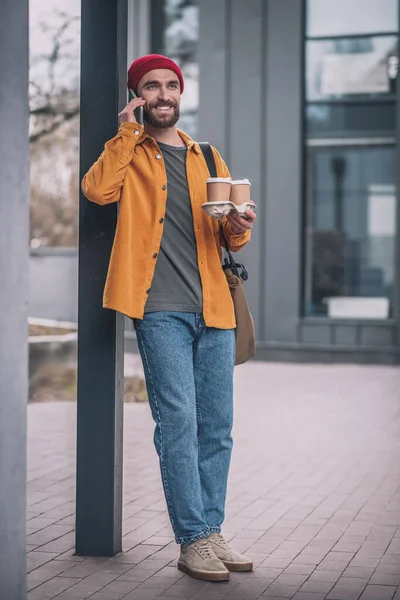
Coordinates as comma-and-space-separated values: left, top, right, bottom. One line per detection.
381, 555, 400, 566
324, 552, 356, 563
26, 517, 58, 533
314, 559, 350, 572
226, 580, 271, 598
292, 554, 323, 566
51, 550, 85, 563
359, 584, 397, 600
50, 582, 105, 599
374, 564, 400, 576
117, 567, 165, 583
151, 566, 185, 579
283, 564, 316, 576
332, 538, 365, 554
292, 593, 327, 600
299, 579, 334, 594
274, 573, 309, 587
369, 573, 400, 586
74, 570, 120, 587
74, 592, 126, 600
27, 577, 81, 600
26, 363, 400, 600
135, 576, 176, 591
57, 559, 107, 578
27, 560, 78, 585
27, 551, 61, 573
248, 567, 285, 580
309, 570, 344, 584
387, 540, 400, 555
349, 555, 380, 569
356, 543, 390, 559
327, 577, 368, 600
27, 523, 73, 546
261, 557, 294, 569
36, 531, 75, 554
393, 587, 400, 600
341, 566, 376, 579
261, 582, 301, 597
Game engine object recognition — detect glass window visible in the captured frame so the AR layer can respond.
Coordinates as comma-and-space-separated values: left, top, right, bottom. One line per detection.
304, 1, 398, 319
307, 0, 398, 37
306, 101, 396, 138
152, 0, 199, 138
307, 36, 398, 101
304, 146, 396, 318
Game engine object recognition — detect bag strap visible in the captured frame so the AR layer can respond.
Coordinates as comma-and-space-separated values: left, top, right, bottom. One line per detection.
198, 142, 248, 281
198, 142, 217, 178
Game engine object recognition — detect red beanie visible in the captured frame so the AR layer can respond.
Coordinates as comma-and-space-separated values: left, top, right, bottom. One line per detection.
127, 54, 184, 93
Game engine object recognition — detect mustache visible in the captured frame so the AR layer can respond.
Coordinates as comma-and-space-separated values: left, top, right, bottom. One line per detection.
148, 100, 178, 109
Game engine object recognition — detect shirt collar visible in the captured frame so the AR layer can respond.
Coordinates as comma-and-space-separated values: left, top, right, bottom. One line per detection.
139, 128, 201, 155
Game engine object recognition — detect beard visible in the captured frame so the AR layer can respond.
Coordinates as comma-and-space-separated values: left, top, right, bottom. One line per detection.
143, 100, 180, 129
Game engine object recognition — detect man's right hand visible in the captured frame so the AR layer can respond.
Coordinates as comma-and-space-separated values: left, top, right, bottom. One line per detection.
118, 97, 146, 124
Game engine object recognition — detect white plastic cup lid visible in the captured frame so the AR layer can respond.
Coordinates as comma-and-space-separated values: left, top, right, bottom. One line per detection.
206, 177, 232, 184
231, 179, 251, 186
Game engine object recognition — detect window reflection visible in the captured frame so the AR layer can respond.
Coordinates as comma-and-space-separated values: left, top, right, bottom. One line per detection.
305, 147, 396, 317
161, 0, 199, 137
307, 0, 398, 37
307, 36, 398, 101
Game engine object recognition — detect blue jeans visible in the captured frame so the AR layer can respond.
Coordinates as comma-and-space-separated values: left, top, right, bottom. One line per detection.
135, 311, 235, 546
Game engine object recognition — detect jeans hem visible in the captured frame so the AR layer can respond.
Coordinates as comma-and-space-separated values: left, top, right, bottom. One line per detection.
177, 528, 212, 547
209, 526, 222, 534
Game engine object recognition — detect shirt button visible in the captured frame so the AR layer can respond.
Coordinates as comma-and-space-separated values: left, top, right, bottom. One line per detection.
153, 253, 158, 259
162, 185, 167, 191
159, 217, 164, 224
156, 153, 162, 159
134, 130, 140, 136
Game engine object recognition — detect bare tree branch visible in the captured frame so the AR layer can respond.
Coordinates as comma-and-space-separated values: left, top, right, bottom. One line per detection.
30, 12, 80, 145
29, 107, 80, 143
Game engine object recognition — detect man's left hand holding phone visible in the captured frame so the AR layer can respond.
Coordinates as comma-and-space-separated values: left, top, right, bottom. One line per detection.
118, 89, 145, 126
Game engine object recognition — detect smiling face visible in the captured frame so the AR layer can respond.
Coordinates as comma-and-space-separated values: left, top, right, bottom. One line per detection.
137, 68, 181, 129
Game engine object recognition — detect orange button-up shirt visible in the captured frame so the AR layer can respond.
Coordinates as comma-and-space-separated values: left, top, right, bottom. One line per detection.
81, 122, 251, 329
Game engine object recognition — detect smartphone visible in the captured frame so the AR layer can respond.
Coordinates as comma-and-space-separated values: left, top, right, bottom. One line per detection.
128, 88, 144, 126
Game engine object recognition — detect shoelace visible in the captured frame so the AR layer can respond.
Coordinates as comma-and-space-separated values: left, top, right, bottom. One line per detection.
210, 533, 230, 549
193, 539, 215, 559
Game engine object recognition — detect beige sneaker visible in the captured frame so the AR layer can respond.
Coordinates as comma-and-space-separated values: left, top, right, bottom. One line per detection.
177, 538, 230, 582
208, 533, 253, 572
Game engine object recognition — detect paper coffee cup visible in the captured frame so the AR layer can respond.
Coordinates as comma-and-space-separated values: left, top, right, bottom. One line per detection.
230, 179, 251, 205
206, 177, 231, 202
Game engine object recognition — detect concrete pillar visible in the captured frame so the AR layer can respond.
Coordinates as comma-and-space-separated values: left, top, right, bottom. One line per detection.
0, 1, 29, 598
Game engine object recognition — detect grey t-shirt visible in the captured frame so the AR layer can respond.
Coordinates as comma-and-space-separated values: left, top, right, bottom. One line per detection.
144, 141, 203, 314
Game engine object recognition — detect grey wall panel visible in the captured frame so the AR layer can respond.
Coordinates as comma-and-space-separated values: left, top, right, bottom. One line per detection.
264, 0, 303, 343
227, 0, 264, 336
360, 325, 395, 347
127, 0, 150, 65
256, 345, 400, 365
198, 0, 229, 158
0, 1, 29, 596
333, 325, 358, 346
300, 323, 331, 345
396, 3, 400, 343
29, 251, 78, 322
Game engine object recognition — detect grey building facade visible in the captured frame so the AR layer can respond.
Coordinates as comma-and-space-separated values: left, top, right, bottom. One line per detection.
142, 0, 400, 364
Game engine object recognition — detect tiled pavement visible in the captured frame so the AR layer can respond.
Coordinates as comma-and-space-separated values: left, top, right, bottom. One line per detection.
26, 361, 400, 600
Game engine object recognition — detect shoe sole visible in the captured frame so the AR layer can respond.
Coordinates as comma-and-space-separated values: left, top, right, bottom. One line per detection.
222, 560, 253, 572
177, 560, 230, 582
